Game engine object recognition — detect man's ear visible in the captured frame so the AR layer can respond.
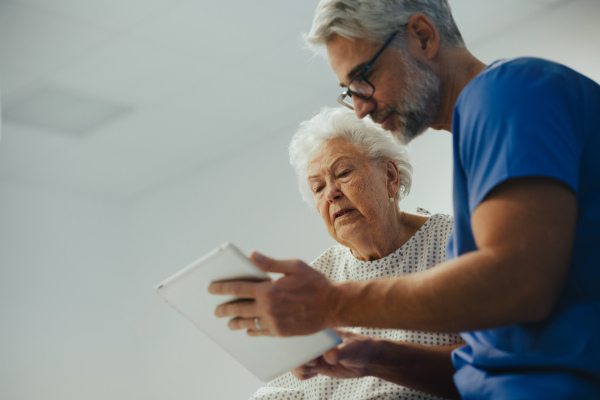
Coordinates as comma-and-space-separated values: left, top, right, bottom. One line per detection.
406, 13, 440, 60
386, 160, 400, 198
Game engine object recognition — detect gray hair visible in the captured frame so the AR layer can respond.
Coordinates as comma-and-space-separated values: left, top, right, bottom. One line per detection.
290, 107, 413, 207
305, 0, 464, 52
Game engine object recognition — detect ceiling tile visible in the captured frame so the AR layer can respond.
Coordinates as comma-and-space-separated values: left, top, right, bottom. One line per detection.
0, 121, 85, 183
11, 0, 187, 31
131, 0, 307, 64
258, 0, 320, 20
450, 0, 543, 48
50, 35, 214, 105
4, 85, 131, 135
472, 0, 600, 82
2, 0, 599, 201
0, 1, 115, 75
0, 65, 40, 98
242, 36, 341, 105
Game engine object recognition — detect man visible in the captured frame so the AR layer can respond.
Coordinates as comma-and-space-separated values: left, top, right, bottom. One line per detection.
209, 1, 600, 398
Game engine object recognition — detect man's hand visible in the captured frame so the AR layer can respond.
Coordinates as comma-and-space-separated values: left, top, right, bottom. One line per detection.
207, 252, 340, 337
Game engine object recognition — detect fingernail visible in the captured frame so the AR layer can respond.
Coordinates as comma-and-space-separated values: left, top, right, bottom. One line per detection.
253, 252, 266, 264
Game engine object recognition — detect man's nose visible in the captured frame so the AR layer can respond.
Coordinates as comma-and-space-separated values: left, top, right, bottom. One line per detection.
353, 96, 375, 120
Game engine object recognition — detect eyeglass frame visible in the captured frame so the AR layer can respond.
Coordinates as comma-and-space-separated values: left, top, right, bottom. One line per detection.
337, 28, 404, 110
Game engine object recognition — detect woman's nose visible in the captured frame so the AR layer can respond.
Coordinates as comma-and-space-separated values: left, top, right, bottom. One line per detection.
325, 185, 342, 203
353, 96, 375, 120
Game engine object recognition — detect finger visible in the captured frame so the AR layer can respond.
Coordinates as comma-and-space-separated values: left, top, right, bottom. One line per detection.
246, 328, 273, 337
290, 357, 322, 380
322, 347, 340, 365
226, 317, 257, 331
207, 279, 261, 297
291, 366, 319, 380
249, 252, 306, 274
214, 299, 257, 318
305, 358, 319, 367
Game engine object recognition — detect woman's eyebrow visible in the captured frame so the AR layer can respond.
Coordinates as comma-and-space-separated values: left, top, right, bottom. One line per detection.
329, 156, 355, 170
308, 156, 353, 181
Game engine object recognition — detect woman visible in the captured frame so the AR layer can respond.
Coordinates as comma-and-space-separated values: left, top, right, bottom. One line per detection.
249, 107, 462, 400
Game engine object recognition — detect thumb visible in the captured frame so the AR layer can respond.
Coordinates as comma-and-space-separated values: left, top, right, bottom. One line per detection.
322, 347, 340, 365
249, 251, 303, 274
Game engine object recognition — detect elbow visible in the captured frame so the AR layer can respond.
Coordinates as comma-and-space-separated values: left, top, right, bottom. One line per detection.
491, 254, 569, 325
522, 302, 553, 323
515, 287, 561, 323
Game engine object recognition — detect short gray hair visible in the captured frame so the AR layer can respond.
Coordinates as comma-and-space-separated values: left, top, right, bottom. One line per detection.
290, 107, 413, 207
306, 0, 464, 52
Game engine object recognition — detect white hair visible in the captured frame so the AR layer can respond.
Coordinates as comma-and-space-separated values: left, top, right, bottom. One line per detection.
289, 107, 413, 207
305, 0, 464, 52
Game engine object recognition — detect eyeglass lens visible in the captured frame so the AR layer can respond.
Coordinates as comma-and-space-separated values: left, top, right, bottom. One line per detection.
348, 77, 373, 98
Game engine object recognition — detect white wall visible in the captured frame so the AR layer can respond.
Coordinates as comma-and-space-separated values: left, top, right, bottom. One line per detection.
0, 181, 142, 399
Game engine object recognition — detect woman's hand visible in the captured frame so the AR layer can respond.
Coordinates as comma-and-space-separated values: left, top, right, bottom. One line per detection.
291, 329, 463, 399
291, 329, 378, 380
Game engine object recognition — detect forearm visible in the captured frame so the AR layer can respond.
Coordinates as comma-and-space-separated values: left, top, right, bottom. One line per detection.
330, 180, 576, 333
367, 341, 462, 399
331, 248, 558, 332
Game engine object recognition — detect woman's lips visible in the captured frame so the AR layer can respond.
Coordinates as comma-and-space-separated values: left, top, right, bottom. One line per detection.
334, 209, 355, 221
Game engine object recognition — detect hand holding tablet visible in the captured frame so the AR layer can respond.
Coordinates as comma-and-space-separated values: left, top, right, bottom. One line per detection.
156, 242, 341, 381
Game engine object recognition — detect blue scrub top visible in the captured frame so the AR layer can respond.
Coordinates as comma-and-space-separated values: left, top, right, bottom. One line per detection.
447, 57, 600, 399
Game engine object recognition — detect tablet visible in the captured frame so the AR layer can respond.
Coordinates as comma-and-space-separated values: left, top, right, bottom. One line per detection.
155, 242, 342, 381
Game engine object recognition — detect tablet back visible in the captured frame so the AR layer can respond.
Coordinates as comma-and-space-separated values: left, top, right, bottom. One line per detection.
156, 242, 342, 381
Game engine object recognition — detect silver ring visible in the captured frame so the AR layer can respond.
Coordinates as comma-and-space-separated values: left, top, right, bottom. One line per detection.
254, 317, 264, 331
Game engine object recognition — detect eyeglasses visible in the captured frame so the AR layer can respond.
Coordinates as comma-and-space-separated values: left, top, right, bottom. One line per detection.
337, 29, 401, 110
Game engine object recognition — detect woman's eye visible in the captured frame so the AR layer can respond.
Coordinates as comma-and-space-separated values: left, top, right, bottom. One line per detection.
314, 186, 323, 193
338, 170, 350, 178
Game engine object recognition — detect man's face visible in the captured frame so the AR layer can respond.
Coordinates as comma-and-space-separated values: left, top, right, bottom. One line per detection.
326, 34, 440, 144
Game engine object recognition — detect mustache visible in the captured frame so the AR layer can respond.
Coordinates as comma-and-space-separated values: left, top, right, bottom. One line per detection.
369, 105, 399, 123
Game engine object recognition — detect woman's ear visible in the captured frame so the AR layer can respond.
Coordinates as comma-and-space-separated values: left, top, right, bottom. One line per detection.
385, 160, 400, 198
406, 13, 440, 60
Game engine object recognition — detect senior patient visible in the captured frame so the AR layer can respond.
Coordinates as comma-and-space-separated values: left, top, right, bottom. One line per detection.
249, 107, 462, 400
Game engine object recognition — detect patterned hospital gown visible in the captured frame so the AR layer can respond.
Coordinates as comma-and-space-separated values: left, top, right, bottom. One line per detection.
249, 213, 462, 400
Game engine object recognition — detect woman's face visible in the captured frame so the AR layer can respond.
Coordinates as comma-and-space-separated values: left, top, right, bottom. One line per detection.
307, 138, 395, 247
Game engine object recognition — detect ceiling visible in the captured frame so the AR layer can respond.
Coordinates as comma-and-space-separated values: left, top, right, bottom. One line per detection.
0, 0, 598, 201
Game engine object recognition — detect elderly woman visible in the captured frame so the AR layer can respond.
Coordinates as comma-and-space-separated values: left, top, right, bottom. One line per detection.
248, 107, 462, 400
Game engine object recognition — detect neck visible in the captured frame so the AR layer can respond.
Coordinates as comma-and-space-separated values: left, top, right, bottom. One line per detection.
349, 211, 429, 261
430, 47, 487, 132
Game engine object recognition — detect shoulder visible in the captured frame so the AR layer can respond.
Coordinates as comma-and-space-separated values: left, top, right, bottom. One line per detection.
409, 212, 453, 243
458, 57, 588, 111
423, 213, 453, 232
467, 57, 572, 89
452, 58, 595, 209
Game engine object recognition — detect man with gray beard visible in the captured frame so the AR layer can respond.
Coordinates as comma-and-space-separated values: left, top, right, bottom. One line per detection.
209, 1, 600, 398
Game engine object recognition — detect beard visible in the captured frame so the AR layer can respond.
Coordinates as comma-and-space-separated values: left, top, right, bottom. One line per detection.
370, 54, 441, 145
